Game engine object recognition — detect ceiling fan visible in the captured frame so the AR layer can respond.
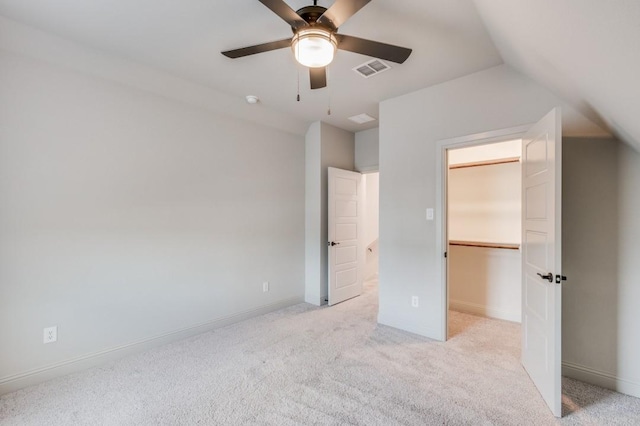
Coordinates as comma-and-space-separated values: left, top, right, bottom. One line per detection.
221, 0, 412, 90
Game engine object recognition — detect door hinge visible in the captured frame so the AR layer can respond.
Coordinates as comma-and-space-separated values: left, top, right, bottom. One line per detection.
555, 275, 567, 284
444, 252, 447, 258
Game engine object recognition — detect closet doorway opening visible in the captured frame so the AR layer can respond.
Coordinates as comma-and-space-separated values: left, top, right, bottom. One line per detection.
445, 139, 523, 338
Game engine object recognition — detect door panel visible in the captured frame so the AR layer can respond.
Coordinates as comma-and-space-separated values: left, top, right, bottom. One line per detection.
521, 108, 562, 417
328, 167, 364, 306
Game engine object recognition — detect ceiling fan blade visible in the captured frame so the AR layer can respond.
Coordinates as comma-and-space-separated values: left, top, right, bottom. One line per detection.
336, 34, 412, 64
310, 67, 327, 90
258, 0, 309, 30
317, 0, 371, 29
221, 38, 291, 59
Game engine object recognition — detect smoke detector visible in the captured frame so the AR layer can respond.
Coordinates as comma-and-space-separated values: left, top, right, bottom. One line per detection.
245, 95, 259, 104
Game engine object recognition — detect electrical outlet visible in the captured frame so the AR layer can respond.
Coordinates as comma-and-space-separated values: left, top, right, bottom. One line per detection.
43, 326, 57, 344
263, 281, 269, 292
411, 296, 419, 308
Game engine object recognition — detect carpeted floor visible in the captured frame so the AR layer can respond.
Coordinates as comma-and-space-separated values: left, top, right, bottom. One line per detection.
1, 278, 639, 425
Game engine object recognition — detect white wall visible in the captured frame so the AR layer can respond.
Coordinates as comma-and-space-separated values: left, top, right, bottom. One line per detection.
355, 128, 379, 172
364, 173, 380, 248
562, 137, 640, 397
305, 122, 323, 306
363, 173, 379, 279
378, 64, 585, 339
448, 245, 521, 322
305, 122, 355, 305
448, 162, 521, 244
0, 49, 305, 394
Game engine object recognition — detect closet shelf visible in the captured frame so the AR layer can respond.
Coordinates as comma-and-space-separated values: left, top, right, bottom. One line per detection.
449, 157, 520, 170
449, 240, 520, 250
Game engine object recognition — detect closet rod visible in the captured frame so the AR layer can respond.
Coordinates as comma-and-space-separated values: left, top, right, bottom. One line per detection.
449, 156, 520, 170
449, 240, 520, 250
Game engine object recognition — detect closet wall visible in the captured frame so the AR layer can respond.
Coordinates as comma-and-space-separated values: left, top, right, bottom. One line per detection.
448, 141, 522, 322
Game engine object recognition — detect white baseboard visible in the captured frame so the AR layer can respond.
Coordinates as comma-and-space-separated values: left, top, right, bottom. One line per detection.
0, 296, 303, 396
449, 299, 520, 323
562, 361, 640, 398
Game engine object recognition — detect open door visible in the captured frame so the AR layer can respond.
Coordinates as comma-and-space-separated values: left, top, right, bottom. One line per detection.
327, 167, 364, 306
521, 108, 563, 417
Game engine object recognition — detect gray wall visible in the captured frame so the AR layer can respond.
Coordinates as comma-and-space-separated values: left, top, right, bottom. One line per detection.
355, 128, 379, 172
305, 122, 355, 305
0, 49, 305, 393
378, 64, 571, 338
562, 137, 640, 396
305, 122, 323, 305
378, 63, 639, 396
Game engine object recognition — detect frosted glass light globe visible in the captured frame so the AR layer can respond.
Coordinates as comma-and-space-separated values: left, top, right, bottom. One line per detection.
292, 29, 337, 68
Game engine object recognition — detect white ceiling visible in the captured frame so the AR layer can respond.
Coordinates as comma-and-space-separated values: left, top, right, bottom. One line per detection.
473, 0, 640, 150
0, 0, 503, 132
0, 0, 634, 142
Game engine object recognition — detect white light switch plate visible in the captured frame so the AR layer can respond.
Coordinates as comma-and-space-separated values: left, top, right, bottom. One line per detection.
426, 208, 434, 221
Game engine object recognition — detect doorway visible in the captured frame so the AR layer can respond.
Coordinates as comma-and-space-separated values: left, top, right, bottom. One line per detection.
447, 140, 522, 332
326, 168, 379, 306
435, 109, 564, 417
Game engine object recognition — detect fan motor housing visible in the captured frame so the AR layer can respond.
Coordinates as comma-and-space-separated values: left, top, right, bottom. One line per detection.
293, 5, 337, 32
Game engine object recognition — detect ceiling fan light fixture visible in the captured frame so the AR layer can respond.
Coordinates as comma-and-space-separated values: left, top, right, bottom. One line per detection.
291, 28, 337, 68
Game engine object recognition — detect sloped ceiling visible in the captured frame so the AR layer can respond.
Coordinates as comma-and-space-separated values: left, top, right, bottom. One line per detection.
0, 0, 504, 133
473, 0, 640, 149
0, 0, 629, 139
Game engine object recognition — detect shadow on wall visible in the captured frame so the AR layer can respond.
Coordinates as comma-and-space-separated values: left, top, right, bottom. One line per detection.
562, 138, 619, 390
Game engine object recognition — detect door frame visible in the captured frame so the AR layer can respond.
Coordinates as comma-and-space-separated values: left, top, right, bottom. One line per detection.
435, 125, 531, 341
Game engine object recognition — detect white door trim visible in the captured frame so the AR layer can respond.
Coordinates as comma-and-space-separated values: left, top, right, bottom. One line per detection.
435, 125, 531, 341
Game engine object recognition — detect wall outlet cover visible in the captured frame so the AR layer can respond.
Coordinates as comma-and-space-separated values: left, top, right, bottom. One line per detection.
43, 326, 57, 344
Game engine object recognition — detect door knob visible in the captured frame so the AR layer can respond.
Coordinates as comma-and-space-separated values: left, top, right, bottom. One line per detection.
328, 241, 340, 246
537, 272, 553, 283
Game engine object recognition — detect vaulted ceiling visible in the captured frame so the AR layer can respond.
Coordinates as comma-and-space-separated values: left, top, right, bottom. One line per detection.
473, 0, 640, 150
0, 0, 637, 147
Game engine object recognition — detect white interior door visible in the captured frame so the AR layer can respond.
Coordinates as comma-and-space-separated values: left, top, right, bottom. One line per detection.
521, 108, 563, 417
328, 167, 364, 306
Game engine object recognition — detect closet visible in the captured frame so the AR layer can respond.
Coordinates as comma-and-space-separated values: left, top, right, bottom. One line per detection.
447, 140, 522, 323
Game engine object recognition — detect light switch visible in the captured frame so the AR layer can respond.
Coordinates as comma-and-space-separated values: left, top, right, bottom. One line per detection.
426, 208, 434, 221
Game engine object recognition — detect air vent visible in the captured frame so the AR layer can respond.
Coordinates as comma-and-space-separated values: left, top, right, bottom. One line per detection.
353, 59, 391, 78
348, 113, 377, 124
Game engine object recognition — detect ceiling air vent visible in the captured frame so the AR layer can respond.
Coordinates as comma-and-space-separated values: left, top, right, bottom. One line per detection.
353, 59, 391, 78
348, 113, 377, 124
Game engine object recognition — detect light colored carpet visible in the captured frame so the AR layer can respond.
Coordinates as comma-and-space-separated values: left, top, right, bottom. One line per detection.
1, 279, 639, 425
